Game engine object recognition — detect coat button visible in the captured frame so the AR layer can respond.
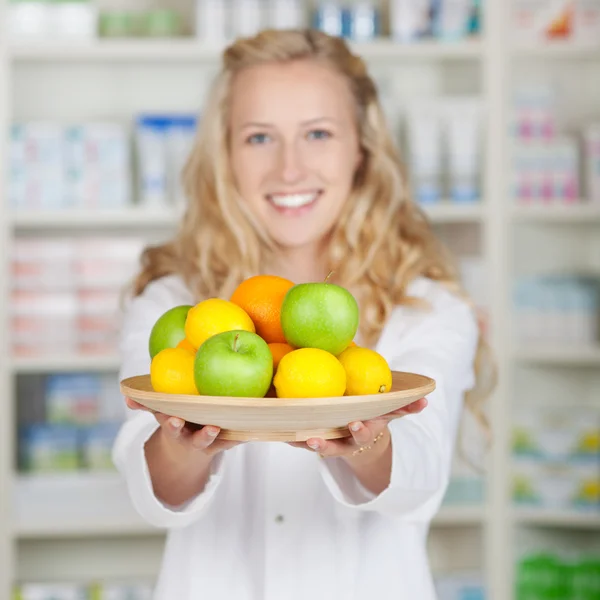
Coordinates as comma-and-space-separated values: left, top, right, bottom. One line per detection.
275, 514, 284, 523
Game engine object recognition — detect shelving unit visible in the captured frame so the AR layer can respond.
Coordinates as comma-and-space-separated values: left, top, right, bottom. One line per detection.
1, 1, 599, 598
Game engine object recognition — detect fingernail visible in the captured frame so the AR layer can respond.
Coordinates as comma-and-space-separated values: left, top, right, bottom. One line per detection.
307, 441, 320, 450
350, 423, 361, 432
206, 427, 219, 437
170, 418, 183, 429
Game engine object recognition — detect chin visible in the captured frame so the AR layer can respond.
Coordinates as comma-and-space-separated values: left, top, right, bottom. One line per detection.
270, 231, 325, 250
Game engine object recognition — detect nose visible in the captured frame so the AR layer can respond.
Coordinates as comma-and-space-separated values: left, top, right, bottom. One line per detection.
277, 140, 306, 184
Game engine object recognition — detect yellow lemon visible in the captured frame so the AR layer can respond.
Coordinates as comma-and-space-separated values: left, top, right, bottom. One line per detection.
184, 298, 255, 349
273, 348, 346, 398
150, 348, 198, 395
337, 346, 392, 395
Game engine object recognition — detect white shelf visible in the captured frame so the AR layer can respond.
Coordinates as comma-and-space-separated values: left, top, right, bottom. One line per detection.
433, 505, 486, 526
9, 203, 484, 231
14, 473, 157, 539
13, 473, 484, 539
10, 208, 181, 230
512, 204, 600, 224
11, 355, 120, 374
514, 345, 600, 366
422, 203, 485, 224
514, 509, 600, 530
8, 38, 483, 63
513, 42, 600, 59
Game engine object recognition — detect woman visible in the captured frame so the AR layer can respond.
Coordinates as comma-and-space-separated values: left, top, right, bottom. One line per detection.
114, 28, 493, 600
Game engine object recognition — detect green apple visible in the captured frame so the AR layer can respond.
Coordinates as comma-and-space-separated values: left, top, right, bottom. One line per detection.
194, 330, 273, 397
280, 283, 359, 356
149, 305, 193, 359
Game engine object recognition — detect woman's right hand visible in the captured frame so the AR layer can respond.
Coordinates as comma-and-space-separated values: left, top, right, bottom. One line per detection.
126, 397, 243, 458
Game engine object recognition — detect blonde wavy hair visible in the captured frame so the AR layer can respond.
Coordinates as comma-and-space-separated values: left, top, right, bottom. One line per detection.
132, 29, 495, 435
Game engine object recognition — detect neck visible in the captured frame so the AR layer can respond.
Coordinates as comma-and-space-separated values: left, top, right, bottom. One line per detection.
268, 242, 328, 284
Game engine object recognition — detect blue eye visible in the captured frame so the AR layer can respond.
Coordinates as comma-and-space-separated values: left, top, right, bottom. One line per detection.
247, 133, 270, 145
307, 129, 331, 140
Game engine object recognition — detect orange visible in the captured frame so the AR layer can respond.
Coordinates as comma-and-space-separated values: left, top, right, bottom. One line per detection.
176, 338, 197, 354
268, 342, 295, 370
230, 275, 295, 344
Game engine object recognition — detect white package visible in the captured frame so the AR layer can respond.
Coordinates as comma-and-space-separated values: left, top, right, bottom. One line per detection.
574, 0, 600, 43
231, 0, 264, 38
196, 0, 230, 44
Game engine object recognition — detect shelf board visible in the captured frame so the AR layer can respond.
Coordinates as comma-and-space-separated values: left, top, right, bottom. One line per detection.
514, 509, 600, 530
10, 208, 181, 230
8, 38, 483, 63
11, 355, 120, 374
10, 203, 485, 231
422, 203, 485, 224
512, 204, 600, 224
13, 473, 484, 539
433, 505, 486, 526
514, 345, 600, 366
513, 42, 600, 59
14, 473, 157, 539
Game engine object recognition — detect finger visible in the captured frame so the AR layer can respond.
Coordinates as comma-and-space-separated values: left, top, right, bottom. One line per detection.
348, 421, 374, 446
125, 397, 149, 411
306, 438, 349, 458
402, 397, 428, 413
161, 416, 185, 440
189, 425, 220, 450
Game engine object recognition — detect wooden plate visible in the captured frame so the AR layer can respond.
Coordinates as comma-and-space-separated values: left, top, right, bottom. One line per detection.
120, 371, 436, 442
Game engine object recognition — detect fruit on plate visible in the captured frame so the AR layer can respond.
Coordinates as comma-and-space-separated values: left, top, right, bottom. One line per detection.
148, 305, 193, 359
273, 348, 346, 398
150, 347, 198, 395
337, 346, 392, 395
280, 282, 359, 356
194, 330, 273, 397
185, 298, 255, 350
230, 274, 295, 344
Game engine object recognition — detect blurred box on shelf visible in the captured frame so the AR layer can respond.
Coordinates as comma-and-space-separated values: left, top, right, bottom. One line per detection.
19, 423, 80, 473
135, 114, 198, 209
435, 572, 486, 600
10, 122, 131, 211
516, 553, 600, 600
513, 407, 600, 463
511, 139, 580, 205
14, 581, 154, 600
513, 275, 600, 346
10, 236, 144, 358
512, 406, 600, 512
403, 97, 484, 206
512, 459, 600, 511
7, 0, 98, 41
511, 0, 600, 44
584, 123, 600, 204
18, 372, 126, 474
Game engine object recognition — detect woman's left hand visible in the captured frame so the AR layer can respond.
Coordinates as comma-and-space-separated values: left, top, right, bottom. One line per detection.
288, 397, 428, 461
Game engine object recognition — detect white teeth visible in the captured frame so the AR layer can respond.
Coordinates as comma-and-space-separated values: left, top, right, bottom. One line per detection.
268, 192, 318, 208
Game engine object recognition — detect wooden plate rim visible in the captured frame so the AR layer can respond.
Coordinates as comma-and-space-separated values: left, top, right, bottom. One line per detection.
120, 371, 436, 407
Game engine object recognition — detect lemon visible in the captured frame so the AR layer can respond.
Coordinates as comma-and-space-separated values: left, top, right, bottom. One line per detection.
273, 348, 346, 398
184, 298, 255, 349
150, 348, 198, 395
337, 346, 392, 395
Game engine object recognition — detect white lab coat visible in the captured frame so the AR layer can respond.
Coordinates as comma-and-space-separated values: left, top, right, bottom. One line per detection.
113, 274, 479, 600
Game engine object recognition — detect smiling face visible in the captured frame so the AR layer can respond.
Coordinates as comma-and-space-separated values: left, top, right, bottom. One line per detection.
228, 59, 362, 251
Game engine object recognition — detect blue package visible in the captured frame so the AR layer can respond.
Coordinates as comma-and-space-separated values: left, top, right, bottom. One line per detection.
313, 2, 345, 37
19, 423, 81, 472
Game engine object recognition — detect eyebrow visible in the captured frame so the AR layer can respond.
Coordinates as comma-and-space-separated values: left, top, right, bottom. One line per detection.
239, 117, 339, 131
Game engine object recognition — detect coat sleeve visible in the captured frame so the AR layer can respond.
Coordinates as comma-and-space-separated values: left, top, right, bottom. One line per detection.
112, 276, 228, 529
318, 283, 480, 520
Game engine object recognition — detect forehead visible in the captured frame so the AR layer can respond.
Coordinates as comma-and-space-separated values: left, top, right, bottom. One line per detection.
229, 59, 355, 124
